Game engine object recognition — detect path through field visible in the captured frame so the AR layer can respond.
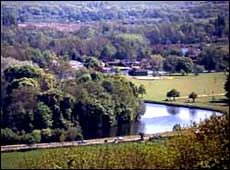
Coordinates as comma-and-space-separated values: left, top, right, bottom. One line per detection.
177, 93, 225, 99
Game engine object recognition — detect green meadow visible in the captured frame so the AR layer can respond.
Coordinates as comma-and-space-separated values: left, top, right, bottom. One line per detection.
127, 72, 229, 113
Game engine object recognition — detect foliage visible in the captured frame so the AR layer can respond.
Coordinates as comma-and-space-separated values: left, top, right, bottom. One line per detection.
224, 74, 229, 100
83, 57, 102, 69
1, 128, 20, 145
166, 89, 180, 101
3, 65, 42, 82
197, 47, 229, 72
172, 124, 181, 131
163, 55, 194, 74
189, 92, 198, 102
34, 102, 53, 129
138, 84, 146, 98
150, 54, 164, 73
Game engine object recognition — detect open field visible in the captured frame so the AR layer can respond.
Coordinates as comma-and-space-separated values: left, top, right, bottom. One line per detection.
126, 72, 229, 113
1, 142, 166, 169
1, 150, 44, 169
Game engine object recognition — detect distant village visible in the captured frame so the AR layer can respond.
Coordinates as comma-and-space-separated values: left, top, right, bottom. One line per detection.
69, 45, 203, 77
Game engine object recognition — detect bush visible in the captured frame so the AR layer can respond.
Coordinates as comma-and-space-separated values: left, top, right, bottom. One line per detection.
20, 133, 36, 144
1, 128, 20, 145
169, 113, 229, 169
31, 129, 41, 143
172, 124, 181, 131
41, 128, 52, 142
65, 127, 83, 141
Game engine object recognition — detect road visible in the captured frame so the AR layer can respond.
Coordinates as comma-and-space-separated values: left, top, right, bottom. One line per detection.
1, 131, 176, 152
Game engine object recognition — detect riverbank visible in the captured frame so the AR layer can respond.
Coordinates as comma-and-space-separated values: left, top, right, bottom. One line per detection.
144, 100, 227, 114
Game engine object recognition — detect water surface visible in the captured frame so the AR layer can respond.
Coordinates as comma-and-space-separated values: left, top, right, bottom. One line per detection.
84, 102, 220, 139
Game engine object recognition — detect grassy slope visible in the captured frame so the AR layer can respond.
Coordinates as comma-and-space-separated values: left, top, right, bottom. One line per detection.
127, 72, 229, 113
1, 142, 168, 169
1, 150, 45, 169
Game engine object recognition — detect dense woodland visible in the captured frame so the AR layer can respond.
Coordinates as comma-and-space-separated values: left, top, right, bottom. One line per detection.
1, 1, 229, 144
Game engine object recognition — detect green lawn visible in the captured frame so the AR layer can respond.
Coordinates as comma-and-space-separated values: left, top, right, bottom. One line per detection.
1, 150, 45, 169
126, 72, 229, 113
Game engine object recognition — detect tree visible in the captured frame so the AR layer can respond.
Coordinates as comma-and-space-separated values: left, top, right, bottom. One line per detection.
65, 127, 83, 141
197, 47, 229, 72
224, 74, 229, 100
100, 44, 116, 61
34, 102, 53, 129
194, 64, 205, 76
2, 11, 17, 26
163, 56, 194, 74
138, 84, 146, 98
4, 65, 42, 82
3, 86, 38, 132
83, 57, 102, 69
1, 128, 20, 145
167, 89, 180, 101
163, 55, 179, 74
189, 92, 198, 102
150, 54, 164, 75
38, 89, 66, 129
172, 124, 181, 131
41, 128, 52, 142
176, 57, 193, 74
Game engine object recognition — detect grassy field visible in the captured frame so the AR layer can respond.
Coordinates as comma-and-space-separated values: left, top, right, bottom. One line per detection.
126, 72, 229, 113
1, 142, 165, 169
1, 149, 45, 169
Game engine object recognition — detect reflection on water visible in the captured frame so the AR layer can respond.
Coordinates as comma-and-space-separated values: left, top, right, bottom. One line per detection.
84, 103, 220, 139
140, 103, 220, 134
166, 106, 180, 115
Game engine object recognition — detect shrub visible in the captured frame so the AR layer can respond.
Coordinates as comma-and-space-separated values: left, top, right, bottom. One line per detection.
1, 128, 20, 145
172, 124, 181, 131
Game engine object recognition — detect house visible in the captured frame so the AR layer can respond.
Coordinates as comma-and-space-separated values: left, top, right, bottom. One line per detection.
69, 60, 83, 70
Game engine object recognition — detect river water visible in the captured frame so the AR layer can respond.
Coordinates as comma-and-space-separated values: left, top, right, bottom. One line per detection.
83, 102, 221, 139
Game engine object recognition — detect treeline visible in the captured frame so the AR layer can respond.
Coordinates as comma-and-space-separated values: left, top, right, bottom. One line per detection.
1, 1, 229, 74
1, 24, 229, 73
1, 63, 145, 145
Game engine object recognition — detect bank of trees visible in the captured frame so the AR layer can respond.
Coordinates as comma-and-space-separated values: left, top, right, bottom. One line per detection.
1, 64, 145, 145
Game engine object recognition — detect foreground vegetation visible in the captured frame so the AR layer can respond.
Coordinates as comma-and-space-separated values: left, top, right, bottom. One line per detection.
1, 112, 229, 169
128, 72, 229, 113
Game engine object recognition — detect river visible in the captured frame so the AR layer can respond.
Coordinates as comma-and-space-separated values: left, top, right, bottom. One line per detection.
83, 102, 221, 139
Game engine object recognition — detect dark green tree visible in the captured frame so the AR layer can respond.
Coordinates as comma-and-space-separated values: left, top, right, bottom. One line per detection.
138, 84, 146, 98
34, 102, 53, 129
189, 92, 198, 102
167, 89, 180, 101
